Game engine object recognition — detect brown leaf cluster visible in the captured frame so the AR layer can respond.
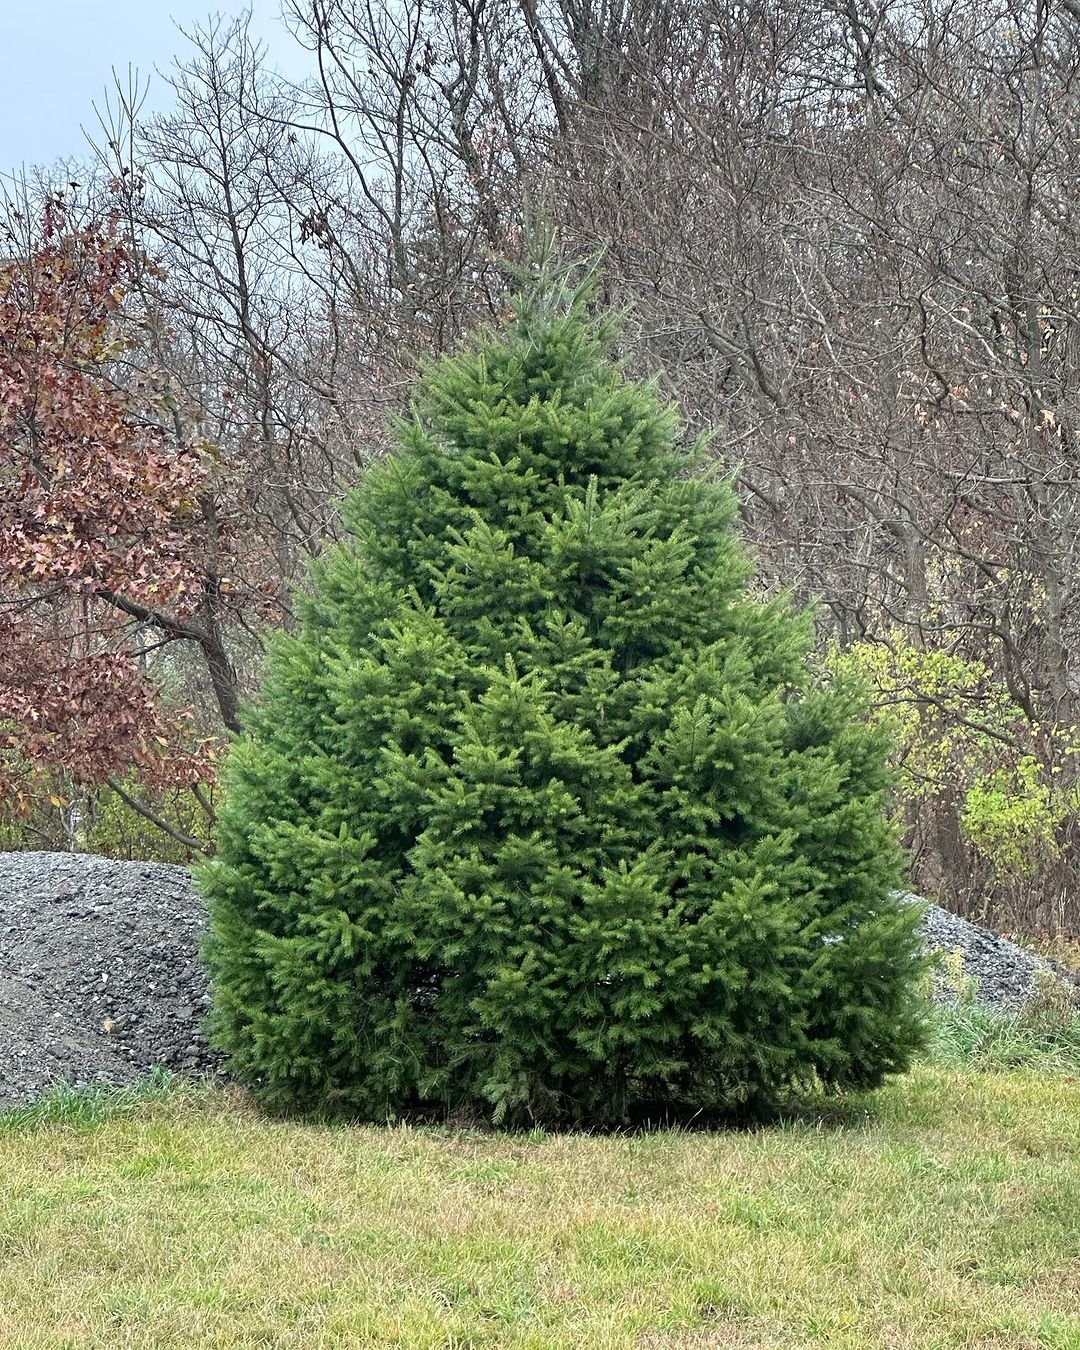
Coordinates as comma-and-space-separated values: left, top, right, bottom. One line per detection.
0, 209, 210, 804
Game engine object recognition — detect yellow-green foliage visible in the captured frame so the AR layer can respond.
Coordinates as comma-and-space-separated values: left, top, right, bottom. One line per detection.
825, 641, 1015, 799
960, 755, 1067, 875
0, 777, 79, 853
80, 780, 214, 864
0, 778, 213, 864
938, 948, 977, 1005
826, 637, 1077, 880
0, 818, 28, 851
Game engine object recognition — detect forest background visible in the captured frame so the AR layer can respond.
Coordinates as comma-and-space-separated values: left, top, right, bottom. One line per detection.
3, 0, 1078, 936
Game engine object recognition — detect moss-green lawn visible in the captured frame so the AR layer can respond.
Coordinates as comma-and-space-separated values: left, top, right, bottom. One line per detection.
1, 1065, 1077, 1348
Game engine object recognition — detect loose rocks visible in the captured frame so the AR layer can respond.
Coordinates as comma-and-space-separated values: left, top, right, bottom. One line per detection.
910, 894, 1080, 1010
0, 853, 1075, 1111
0, 851, 221, 1111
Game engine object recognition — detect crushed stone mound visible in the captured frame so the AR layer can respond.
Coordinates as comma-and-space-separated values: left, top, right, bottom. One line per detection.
911, 893, 1080, 1010
0, 852, 221, 1111
0, 852, 1076, 1111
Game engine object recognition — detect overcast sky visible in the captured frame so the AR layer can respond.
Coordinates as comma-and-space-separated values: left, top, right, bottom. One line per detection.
1, 1, 305, 181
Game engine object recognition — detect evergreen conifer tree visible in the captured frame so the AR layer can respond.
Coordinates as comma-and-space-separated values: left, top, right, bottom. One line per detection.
200, 261, 926, 1124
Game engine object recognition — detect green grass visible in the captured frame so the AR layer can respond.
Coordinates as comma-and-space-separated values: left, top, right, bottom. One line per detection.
1, 1018, 1079, 1349
0, 1067, 179, 1134
924, 995, 1080, 1075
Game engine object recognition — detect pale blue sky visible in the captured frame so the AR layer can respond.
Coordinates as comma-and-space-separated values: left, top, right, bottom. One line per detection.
1, 1, 306, 180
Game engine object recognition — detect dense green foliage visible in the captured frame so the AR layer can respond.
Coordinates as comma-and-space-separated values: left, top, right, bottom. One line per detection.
200, 271, 927, 1124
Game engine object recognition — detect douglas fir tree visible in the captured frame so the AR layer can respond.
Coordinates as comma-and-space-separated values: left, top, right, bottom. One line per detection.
201, 260, 926, 1124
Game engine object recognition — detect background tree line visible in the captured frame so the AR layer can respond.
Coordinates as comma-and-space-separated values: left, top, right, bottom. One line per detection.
4, 0, 1080, 933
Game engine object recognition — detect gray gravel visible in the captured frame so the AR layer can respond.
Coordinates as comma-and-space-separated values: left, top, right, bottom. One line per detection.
0, 851, 221, 1111
0, 853, 1076, 1111
911, 893, 1080, 1010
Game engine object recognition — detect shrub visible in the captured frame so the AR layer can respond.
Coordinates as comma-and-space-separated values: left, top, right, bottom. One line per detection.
80, 778, 213, 864
826, 634, 1080, 930
0, 774, 212, 864
200, 265, 927, 1125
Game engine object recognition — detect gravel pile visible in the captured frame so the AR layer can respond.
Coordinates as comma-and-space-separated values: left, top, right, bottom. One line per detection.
0, 851, 221, 1112
912, 895, 1079, 1010
0, 852, 1076, 1111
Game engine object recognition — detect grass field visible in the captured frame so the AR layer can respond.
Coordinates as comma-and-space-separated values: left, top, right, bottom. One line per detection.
2, 1024, 1079, 1350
